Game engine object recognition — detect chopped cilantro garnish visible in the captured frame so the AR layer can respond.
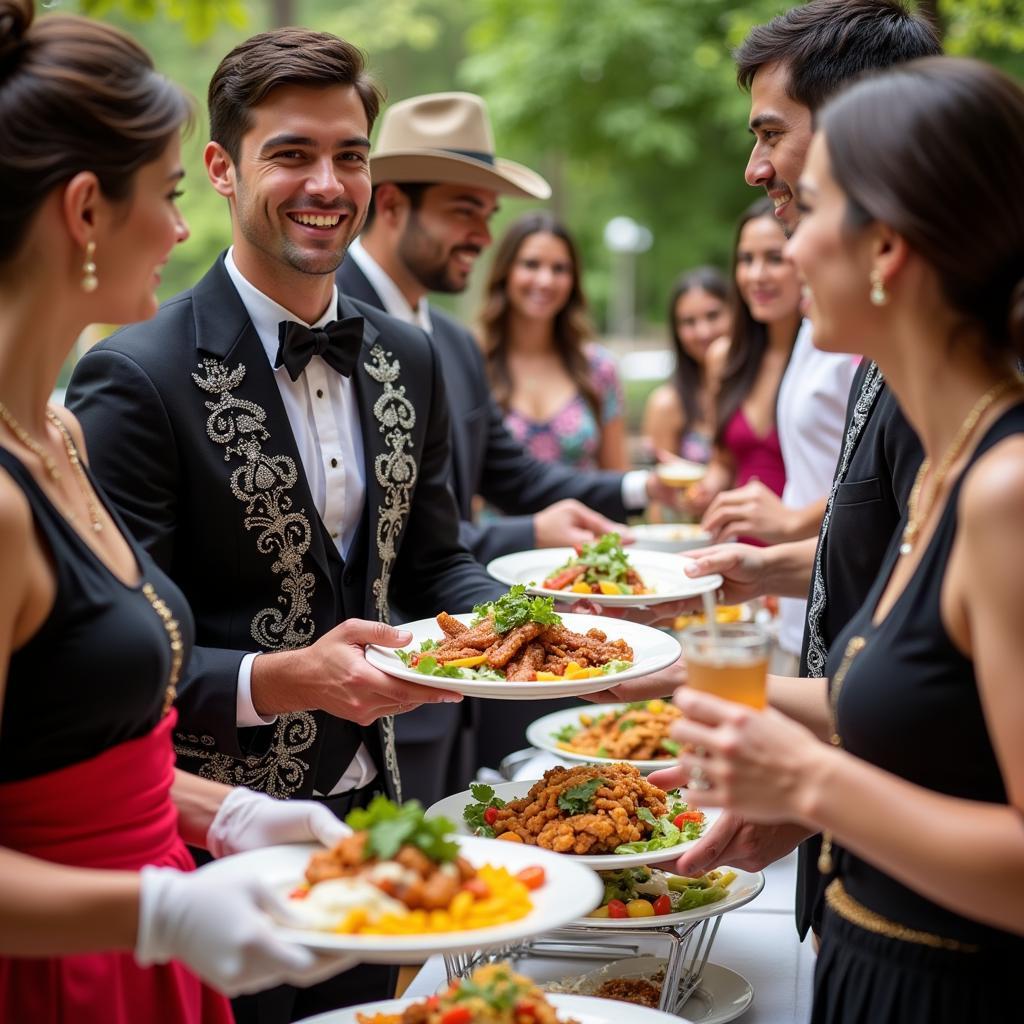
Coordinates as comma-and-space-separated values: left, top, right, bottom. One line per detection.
345, 796, 458, 862
471, 585, 562, 634
554, 533, 633, 585
618, 718, 637, 732
557, 776, 606, 815
553, 723, 580, 742
660, 738, 681, 755
462, 783, 506, 838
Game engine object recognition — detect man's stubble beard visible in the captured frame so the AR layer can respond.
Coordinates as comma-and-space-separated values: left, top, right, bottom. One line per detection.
235, 182, 364, 277
397, 211, 470, 295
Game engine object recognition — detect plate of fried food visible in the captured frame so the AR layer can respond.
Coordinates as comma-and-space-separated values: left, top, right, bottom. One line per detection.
366, 587, 681, 699
580, 864, 764, 928
200, 798, 601, 961
486, 533, 722, 607
526, 700, 684, 772
308, 963, 694, 1024
425, 763, 716, 869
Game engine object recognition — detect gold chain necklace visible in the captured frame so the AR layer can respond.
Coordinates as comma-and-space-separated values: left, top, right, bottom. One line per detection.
818, 634, 866, 874
900, 378, 1019, 556
142, 583, 183, 716
0, 402, 104, 534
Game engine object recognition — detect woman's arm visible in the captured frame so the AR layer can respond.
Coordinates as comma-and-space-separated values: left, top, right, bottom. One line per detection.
597, 413, 629, 471
172, 770, 233, 848
642, 384, 684, 457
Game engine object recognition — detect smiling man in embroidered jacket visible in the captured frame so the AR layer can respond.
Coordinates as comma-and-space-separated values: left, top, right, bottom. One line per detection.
66, 29, 505, 1021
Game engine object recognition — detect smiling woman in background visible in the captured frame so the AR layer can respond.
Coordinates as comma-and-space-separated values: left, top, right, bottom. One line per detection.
643, 265, 732, 466
477, 212, 628, 471
688, 198, 802, 521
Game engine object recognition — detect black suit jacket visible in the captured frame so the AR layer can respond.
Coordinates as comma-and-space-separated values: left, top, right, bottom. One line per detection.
67, 255, 501, 801
337, 258, 629, 563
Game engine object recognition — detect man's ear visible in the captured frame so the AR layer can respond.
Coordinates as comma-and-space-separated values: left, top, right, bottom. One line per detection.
205, 141, 236, 200
373, 182, 410, 228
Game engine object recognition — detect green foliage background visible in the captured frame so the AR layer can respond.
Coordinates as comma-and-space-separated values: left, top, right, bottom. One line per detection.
72, 0, 1024, 336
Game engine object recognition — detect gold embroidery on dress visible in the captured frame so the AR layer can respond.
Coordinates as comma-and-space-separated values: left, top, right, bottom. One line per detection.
363, 343, 416, 802
179, 357, 317, 797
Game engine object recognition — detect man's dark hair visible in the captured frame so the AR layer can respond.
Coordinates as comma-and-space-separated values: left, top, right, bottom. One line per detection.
363, 182, 430, 230
208, 27, 382, 164
735, 0, 942, 112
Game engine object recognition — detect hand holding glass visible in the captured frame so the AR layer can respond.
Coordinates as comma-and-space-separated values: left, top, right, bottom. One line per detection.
681, 623, 770, 709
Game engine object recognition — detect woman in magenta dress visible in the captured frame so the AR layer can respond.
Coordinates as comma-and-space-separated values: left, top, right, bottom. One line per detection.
689, 199, 802, 533
477, 212, 628, 471
0, 4, 354, 1020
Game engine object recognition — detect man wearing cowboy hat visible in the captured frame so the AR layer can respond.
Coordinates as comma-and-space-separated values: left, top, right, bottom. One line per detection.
338, 92, 669, 798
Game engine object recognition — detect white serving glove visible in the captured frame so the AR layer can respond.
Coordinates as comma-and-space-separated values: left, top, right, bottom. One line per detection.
136, 863, 357, 996
206, 786, 351, 860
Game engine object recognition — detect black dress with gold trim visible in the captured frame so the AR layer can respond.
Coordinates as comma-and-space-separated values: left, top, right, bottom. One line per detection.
814, 406, 1024, 1024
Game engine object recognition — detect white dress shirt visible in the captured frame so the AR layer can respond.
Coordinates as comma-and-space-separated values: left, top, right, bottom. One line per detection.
775, 320, 858, 657
346, 239, 649, 511
224, 249, 375, 792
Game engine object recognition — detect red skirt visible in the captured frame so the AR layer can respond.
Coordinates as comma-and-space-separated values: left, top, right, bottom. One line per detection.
0, 711, 234, 1024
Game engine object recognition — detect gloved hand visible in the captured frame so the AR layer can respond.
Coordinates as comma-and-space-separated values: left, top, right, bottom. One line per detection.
207, 786, 350, 859
136, 863, 357, 996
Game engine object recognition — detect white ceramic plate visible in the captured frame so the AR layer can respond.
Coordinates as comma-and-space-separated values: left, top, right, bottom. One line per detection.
365, 613, 681, 699
571, 957, 752, 1024
526, 703, 680, 773
486, 549, 722, 608
629, 523, 713, 554
425, 780, 718, 870
576, 867, 764, 928
199, 835, 602, 962
296, 993, 694, 1024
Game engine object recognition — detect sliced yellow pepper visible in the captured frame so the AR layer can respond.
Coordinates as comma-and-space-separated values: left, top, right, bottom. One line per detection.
565, 661, 584, 674
444, 654, 488, 668
566, 667, 604, 680
570, 581, 592, 594
598, 580, 623, 595
535, 671, 562, 681
647, 699, 666, 715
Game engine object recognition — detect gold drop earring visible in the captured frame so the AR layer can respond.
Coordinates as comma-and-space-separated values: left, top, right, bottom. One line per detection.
81, 241, 98, 293
869, 268, 888, 307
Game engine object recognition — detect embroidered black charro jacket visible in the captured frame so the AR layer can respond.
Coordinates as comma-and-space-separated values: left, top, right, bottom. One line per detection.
66, 254, 503, 802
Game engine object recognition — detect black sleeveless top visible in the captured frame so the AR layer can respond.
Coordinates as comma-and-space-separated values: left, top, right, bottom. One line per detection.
0, 448, 195, 783
825, 403, 1024, 949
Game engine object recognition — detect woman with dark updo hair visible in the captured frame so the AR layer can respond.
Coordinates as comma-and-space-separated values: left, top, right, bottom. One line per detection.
0, 2, 355, 1019
653, 56, 1024, 1024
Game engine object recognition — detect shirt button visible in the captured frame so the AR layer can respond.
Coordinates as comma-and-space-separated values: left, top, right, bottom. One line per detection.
316, 389, 324, 399
331, 530, 339, 539
330, 457, 338, 469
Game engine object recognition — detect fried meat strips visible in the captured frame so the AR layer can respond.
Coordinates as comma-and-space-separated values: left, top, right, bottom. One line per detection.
414, 614, 634, 680
491, 763, 668, 854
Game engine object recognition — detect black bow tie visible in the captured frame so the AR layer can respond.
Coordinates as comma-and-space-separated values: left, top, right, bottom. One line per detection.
275, 316, 364, 382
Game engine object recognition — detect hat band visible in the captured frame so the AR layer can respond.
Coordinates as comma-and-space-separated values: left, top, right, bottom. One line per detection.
441, 147, 496, 166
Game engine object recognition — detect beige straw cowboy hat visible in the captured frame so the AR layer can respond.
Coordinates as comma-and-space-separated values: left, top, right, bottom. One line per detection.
370, 92, 551, 200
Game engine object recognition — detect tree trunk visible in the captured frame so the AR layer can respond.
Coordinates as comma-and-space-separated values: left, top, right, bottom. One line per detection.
270, 0, 296, 28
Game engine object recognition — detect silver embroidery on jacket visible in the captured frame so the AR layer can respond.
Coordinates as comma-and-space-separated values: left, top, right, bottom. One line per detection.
804, 362, 885, 677
177, 358, 317, 797
364, 343, 417, 802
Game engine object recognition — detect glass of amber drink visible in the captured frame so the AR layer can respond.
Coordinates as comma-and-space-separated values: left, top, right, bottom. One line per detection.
681, 623, 770, 709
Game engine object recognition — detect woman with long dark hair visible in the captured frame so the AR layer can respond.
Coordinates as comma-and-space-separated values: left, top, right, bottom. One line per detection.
657, 58, 1024, 1024
643, 266, 732, 464
477, 212, 627, 470
0, 3, 353, 1018
689, 199, 802, 518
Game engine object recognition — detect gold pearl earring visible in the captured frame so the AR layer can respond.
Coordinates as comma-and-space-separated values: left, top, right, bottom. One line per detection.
81, 241, 98, 293
869, 268, 888, 306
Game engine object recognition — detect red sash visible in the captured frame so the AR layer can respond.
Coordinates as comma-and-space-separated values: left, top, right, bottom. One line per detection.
0, 711, 234, 1023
